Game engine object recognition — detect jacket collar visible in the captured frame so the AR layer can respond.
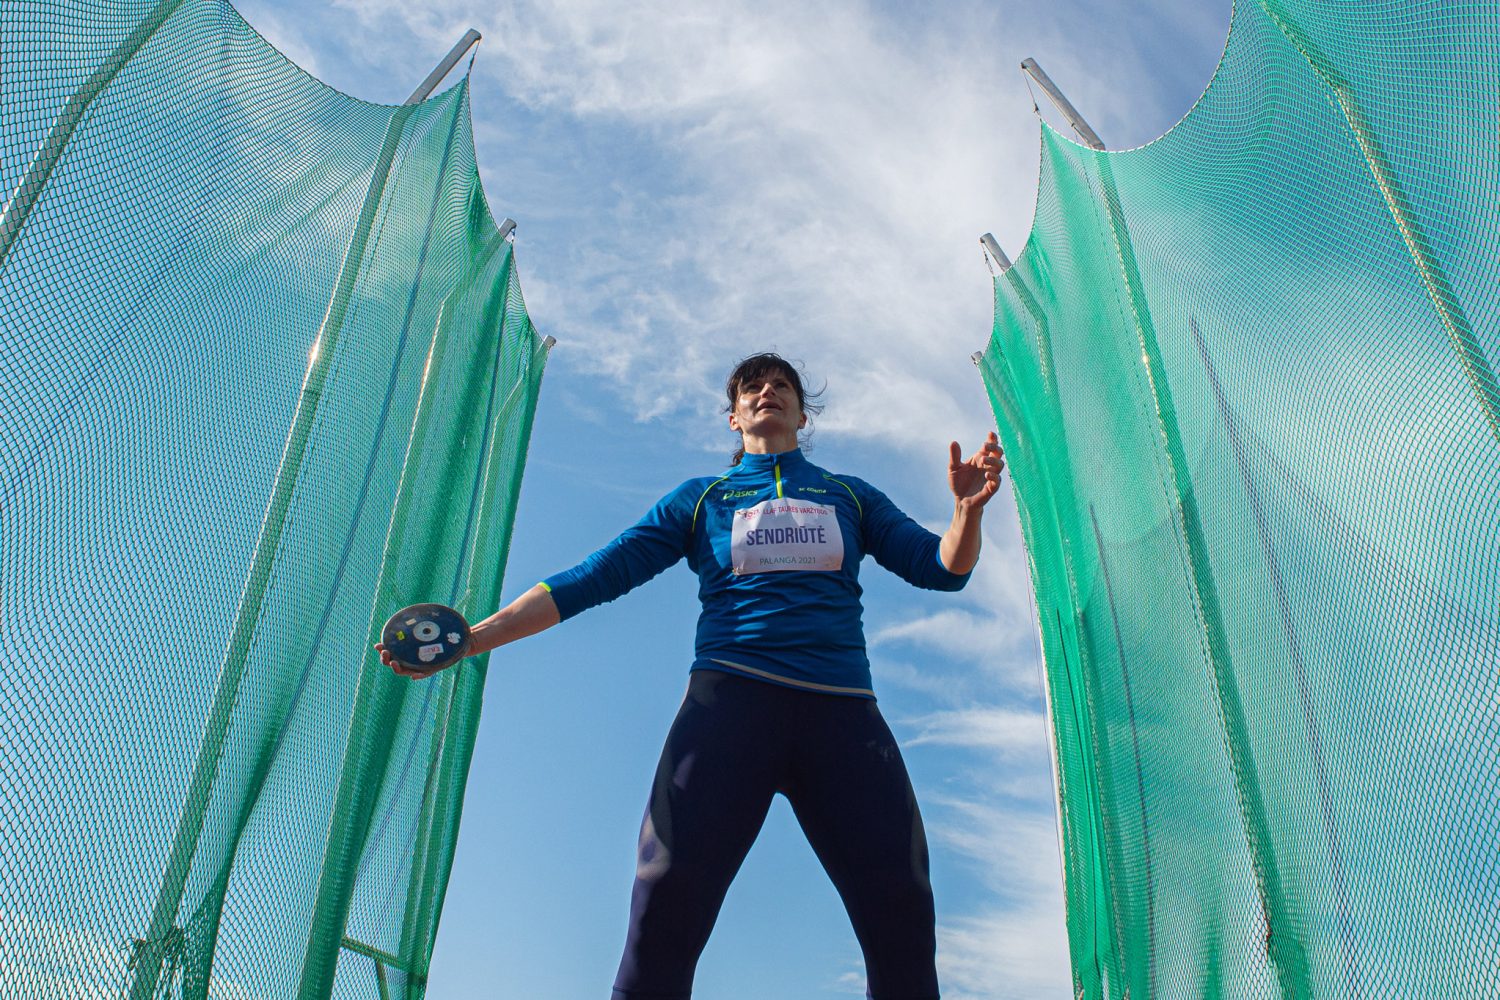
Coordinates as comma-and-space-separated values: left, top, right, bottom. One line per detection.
734, 447, 807, 474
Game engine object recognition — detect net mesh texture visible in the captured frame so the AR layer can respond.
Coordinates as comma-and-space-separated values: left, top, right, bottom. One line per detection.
980, 0, 1499, 996
0, 2, 548, 998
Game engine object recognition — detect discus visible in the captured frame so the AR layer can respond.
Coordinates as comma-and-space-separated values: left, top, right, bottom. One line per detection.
381, 603, 472, 672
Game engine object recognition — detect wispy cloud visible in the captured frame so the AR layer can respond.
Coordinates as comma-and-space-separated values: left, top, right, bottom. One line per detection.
872, 605, 1032, 684
939, 907, 1072, 1000
889, 697, 1068, 997
329, 0, 1033, 458
928, 802, 1071, 999
870, 517, 1044, 697
311, 0, 1230, 463
904, 706, 1050, 756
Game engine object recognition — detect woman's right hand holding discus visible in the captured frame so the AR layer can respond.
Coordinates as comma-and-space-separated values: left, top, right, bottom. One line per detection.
375, 642, 449, 680
376, 584, 563, 681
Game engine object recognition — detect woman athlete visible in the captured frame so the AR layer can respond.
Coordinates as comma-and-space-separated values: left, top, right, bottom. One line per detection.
378, 353, 1004, 999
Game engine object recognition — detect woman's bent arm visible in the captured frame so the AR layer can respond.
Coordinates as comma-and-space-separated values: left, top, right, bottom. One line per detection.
938, 431, 1005, 575
939, 502, 986, 576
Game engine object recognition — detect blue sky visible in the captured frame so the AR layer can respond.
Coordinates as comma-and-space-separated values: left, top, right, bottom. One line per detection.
235, 1, 1229, 996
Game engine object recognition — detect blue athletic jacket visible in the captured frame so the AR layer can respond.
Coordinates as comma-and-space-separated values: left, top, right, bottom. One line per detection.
540, 448, 969, 698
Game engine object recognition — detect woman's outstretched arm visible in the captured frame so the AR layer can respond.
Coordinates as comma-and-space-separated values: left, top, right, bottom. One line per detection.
378, 584, 561, 679
468, 584, 562, 655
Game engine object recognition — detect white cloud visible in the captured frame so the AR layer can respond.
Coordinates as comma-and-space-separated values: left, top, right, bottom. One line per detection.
888, 696, 1069, 997
833, 967, 867, 995
297, 0, 1233, 474
938, 908, 1072, 1000
928, 808, 1071, 999
873, 608, 1024, 671
329, 0, 1032, 458
871, 517, 1045, 693
904, 706, 1050, 756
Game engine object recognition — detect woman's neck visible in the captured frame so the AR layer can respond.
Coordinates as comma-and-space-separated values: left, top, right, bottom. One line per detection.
739, 431, 800, 456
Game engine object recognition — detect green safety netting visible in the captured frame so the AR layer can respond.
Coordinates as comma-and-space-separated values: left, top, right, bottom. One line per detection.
980, 0, 1498, 996
0, 2, 547, 998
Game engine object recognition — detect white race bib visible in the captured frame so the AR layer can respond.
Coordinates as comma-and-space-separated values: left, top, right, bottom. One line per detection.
730, 497, 844, 575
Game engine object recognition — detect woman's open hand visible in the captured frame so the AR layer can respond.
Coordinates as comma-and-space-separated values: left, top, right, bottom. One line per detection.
948, 431, 1005, 511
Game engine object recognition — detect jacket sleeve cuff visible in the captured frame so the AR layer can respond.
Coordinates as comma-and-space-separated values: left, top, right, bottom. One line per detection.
538, 574, 586, 621
930, 547, 972, 591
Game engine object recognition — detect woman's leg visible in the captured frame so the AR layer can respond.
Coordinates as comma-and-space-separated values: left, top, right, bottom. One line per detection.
784, 696, 940, 1000
613, 671, 784, 1000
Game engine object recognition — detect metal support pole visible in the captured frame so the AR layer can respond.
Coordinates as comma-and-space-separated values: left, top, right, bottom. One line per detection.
1021, 57, 1106, 150
406, 29, 481, 105
497, 217, 516, 242
981, 232, 1012, 271
976, 235, 1010, 370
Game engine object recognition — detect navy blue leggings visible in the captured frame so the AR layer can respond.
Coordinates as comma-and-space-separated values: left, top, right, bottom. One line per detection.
612, 669, 939, 1000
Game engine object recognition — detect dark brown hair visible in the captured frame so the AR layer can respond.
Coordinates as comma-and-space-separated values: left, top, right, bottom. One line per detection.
723, 353, 824, 464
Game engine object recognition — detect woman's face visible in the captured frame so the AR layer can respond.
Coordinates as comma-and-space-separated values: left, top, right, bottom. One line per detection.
728, 369, 806, 441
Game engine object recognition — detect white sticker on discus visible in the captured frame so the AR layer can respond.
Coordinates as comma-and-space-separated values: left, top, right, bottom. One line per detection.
417, 643, 445, 663
730, 497, 843, 575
